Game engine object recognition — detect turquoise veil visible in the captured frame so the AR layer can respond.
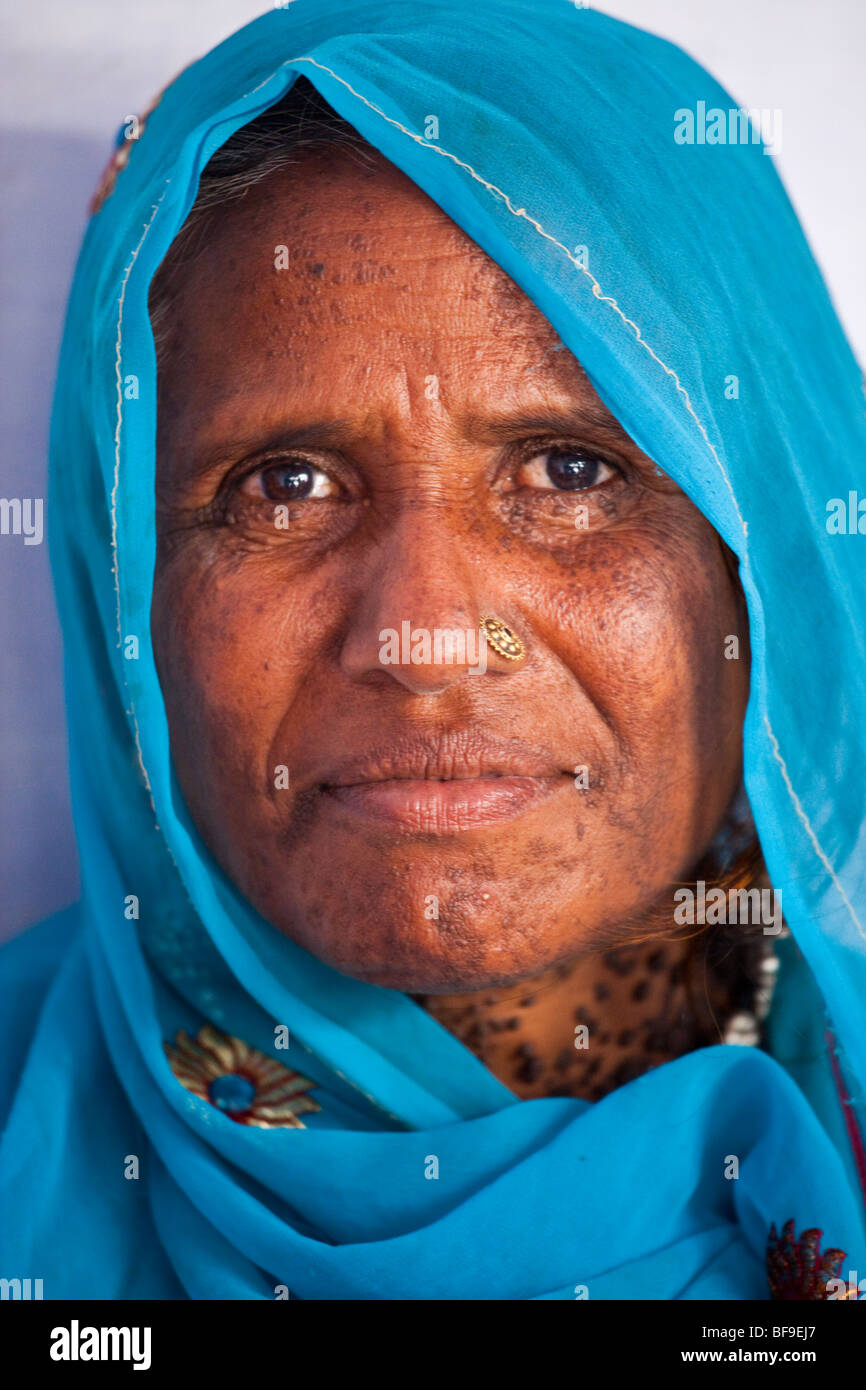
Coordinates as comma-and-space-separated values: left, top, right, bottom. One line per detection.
1, 0, 865, 1299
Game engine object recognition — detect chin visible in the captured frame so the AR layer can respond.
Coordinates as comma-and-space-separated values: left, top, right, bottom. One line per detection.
279, 899, 592, 995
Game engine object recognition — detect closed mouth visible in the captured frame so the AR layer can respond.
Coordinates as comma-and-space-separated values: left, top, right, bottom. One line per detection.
318, 730, 571, 832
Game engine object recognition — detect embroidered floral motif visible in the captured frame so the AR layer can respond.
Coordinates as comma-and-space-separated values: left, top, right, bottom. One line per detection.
767, 1219, 859, 1299
164, 1024, 321, 1128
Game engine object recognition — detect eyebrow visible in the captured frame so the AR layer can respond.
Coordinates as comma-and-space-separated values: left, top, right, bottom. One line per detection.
184, 420, 357, 481
458, 403, 635, 446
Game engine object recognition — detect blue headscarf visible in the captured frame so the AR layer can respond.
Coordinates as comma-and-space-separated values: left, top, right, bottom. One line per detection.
2, 0, 865, 1299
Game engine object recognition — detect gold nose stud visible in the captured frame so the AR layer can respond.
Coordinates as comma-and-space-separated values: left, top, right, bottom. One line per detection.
480, 616, 525, 662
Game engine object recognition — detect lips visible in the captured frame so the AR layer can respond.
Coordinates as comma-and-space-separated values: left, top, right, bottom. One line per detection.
317, 729, 571, 832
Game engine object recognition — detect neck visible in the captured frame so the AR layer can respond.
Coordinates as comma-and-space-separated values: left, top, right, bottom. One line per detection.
417, 935, 732, 1100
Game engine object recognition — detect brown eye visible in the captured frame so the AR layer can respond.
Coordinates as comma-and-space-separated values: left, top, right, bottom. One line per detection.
517, 447, 617, 492
243, 460, 340, 501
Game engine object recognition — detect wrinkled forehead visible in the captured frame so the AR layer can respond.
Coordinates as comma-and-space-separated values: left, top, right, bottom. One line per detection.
154, 147, 556, 360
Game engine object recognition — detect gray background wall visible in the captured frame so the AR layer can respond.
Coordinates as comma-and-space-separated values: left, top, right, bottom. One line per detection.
2, 0, 864, 939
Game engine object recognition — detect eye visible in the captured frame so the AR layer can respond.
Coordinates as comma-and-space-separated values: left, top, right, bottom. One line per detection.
242, 458, 340, 501
516, 446, 617, 492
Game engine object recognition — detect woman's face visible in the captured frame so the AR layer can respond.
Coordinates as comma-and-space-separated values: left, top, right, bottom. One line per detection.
151, 148, 749, 993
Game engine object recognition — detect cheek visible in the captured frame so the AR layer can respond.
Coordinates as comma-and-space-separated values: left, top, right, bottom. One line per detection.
541, 519, 747, 811
150, 552, 326, 793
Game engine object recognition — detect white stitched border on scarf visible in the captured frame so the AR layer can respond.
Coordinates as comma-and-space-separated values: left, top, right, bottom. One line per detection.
112, 193, 167, 798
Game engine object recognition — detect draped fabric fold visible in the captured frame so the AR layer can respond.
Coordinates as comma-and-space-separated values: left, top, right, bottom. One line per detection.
1, 0, 865, 1298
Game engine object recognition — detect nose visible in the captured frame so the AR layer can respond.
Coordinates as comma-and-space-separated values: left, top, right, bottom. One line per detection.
338, 510, 521, 694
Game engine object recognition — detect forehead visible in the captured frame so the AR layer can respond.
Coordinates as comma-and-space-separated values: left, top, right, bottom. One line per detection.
162, 149, 562, 362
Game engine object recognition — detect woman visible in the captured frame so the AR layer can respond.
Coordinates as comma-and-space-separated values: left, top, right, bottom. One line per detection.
1, 0, 864, 1300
